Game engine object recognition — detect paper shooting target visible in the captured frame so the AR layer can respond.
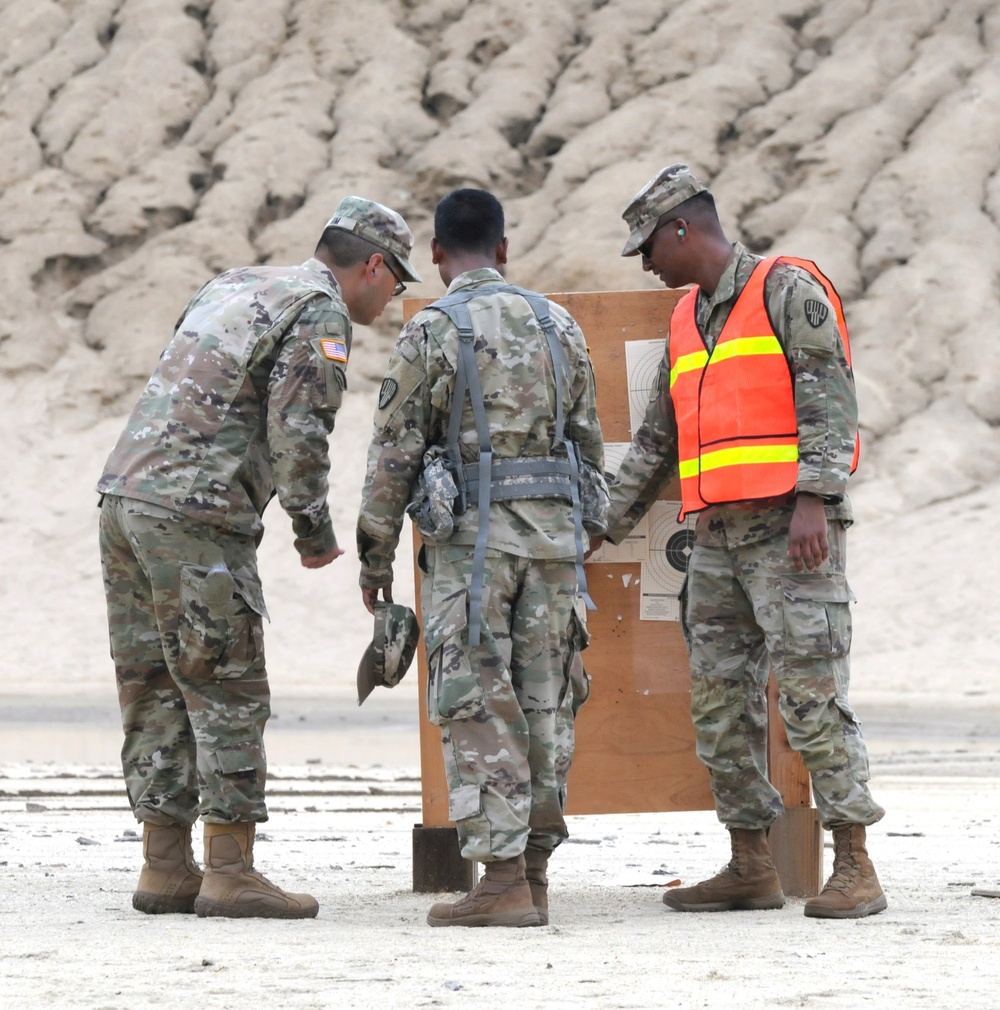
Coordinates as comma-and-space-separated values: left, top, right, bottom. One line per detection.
625, 339, 666, 435
644, 504, 695, 597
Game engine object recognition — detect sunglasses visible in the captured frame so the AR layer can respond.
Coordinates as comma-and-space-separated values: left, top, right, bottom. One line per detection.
637, 217, 676, 259
384, 258, 406, 297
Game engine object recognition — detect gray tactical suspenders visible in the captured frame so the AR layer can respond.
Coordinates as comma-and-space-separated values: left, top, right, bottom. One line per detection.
429, 284, 595, 646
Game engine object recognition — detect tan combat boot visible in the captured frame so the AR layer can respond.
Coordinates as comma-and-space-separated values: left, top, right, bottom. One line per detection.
662, 827, 785, 912
804, 824, 887, 919
524, 847, 550, 926
426, 854, 542, 927
132, 822, 203, 914
193, 822, 319, 919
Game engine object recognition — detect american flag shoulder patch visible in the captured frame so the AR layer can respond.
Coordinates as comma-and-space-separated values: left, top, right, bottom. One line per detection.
319, 338, 348, 362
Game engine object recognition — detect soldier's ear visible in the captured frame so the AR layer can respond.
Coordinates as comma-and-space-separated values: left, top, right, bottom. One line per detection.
430, 238, 444, 265
495, 237, 509, 268
367, 252, 384, 283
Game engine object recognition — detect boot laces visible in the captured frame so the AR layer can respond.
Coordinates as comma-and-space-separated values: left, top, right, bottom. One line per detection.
705, 857, 740, 883
821, 866, 855, 895
823, 838, 860, 894
724, 840, 750, 879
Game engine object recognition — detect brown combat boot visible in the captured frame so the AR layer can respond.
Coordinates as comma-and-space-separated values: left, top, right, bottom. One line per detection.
193, 822, 319, 919
132, 822, 203, 914
804, 824, 887, 919
662, 828, 785, 912
524, 847, 550, 925
426, 854, 542, 927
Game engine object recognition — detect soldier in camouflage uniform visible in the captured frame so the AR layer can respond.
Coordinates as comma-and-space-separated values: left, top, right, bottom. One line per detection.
97, 196, 420, 919
593, 165, 886, 919
356, 189, 605, 927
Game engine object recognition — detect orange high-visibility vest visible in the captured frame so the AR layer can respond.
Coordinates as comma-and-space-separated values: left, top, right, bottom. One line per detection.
669, 256, 859, 520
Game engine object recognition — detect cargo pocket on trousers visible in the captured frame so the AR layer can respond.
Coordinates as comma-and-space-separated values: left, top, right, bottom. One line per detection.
423, 593, 485, 727
212, 746, 263, 820
448, 783, 483, 823
565, 598, 592, 716
215, 746, 258, 777
780, 572, 855, 661
177, 565, 266, 681
832, 696, 872, 782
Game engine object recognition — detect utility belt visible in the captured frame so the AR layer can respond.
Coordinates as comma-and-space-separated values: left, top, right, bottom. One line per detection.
460, 456, 574, 505
407, 450, 608, 545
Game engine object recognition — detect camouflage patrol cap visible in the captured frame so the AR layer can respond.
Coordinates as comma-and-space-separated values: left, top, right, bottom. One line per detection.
325, 196, 422, 282
357, 601, 420, 706
620, 164, 708, 256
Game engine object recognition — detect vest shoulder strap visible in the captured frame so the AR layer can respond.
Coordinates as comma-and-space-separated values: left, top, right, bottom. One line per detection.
425, 285, 595, 642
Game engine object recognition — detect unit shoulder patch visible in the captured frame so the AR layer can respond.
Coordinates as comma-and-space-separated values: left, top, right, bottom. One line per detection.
378, 378, 399, 410
803, 299, 829, 328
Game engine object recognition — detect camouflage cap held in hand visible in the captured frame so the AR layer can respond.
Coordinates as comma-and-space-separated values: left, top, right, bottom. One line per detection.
326, 196, 423, 282
357, 601, 420, 706
620, 164, 707, 256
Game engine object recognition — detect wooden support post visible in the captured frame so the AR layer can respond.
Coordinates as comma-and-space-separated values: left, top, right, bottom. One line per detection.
411, 824, 476, 893
767, 673, 823, 897
769, 808, 822, 898
410, 597, 473, 891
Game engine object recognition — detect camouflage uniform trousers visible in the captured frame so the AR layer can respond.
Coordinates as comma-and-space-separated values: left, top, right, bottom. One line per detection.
98, 494, 271, 827
682, 520, 885, 830
420, 543, 590, 862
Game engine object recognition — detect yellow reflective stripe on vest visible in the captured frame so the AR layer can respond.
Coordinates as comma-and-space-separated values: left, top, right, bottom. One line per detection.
669, 349, 709, 387
679, 443, 799, 478
670, 336, 782, 387
708, 335, 784, 363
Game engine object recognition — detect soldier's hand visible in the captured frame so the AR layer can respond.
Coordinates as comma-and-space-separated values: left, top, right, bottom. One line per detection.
788, 494, 829, 571
362, 584, 394, 615
301, 545, 344, 569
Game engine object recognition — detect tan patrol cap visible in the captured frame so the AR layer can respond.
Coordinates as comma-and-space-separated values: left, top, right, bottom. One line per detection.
325, 196, 422, 282
620, 164, 707, 256
357, 601, 420, 706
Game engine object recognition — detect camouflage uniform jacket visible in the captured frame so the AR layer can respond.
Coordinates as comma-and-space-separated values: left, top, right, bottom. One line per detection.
97, 257, 351, 557
358, 268, 604, 589
607, 243, 857, 549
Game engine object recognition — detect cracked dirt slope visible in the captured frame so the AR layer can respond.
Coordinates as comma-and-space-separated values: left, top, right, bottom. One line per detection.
0, 0, 997, 700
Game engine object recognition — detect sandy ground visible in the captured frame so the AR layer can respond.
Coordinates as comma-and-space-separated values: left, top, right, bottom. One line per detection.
2, 751, 999, 1010
2, 697, 999, 1010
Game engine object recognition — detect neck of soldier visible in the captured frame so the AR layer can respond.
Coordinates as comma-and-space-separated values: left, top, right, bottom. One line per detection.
439, 253, 501, 288
433, 237, 508, 288
313, 246, 338, 275
691, 234, 736, 298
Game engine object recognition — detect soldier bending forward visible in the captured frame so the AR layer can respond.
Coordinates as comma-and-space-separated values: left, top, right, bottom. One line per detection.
97, 198, 419, 919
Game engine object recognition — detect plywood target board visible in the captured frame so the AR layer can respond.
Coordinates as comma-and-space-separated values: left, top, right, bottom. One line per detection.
544, 290, 712, 813
406, 288, 812, 822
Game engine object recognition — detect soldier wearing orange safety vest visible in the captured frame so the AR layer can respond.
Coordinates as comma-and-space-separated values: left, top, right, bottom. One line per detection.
669, 254, 860, 520
591, 165, 886, 921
